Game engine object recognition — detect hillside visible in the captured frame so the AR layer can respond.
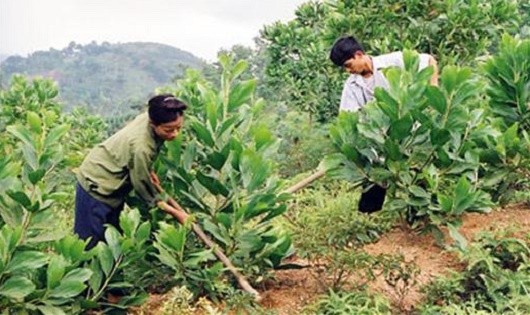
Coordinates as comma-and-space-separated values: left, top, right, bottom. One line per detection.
0, 41, 206, 116
0, 54, 9, 64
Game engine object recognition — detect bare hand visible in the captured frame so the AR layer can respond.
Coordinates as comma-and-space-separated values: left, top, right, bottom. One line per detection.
150, 171, 161, 187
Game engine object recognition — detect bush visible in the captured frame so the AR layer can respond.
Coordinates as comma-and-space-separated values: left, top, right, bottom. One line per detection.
260, 0, 524, 121
325, 52, 493, 244
306, 289, 391, 315
420, 232, 530, 314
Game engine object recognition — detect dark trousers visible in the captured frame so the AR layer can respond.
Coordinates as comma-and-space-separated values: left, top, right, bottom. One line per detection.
74, 183, 123, 250
358, 184, 387, 213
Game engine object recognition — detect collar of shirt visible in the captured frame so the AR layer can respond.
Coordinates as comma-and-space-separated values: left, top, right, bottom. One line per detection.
146, 114, 165, 151
345, 69, 389, 96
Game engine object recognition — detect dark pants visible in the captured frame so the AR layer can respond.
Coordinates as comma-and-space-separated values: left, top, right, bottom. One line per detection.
74, 183, 123, 250
358, 184, 387, 213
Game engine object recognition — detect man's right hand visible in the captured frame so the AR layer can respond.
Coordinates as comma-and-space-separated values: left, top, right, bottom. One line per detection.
150, 171, 161, 187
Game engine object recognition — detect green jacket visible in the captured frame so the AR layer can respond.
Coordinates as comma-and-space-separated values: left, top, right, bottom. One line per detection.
77, 112, 163, 208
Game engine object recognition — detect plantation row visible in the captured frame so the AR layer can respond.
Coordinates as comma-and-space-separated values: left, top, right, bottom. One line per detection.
0, 34, 528, 313
0, 0, 529, 312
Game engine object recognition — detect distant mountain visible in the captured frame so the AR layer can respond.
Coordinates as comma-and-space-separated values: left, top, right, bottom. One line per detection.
0, 54, 10, 64
0, 41, 206, 116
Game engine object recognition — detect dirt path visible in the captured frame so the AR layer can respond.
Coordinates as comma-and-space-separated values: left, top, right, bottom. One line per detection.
258, 203, 530, 314
134, 204, 530, 314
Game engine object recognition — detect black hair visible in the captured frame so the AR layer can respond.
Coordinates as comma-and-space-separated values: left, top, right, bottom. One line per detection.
148, 94, 188, 125
329, 36, 365, 67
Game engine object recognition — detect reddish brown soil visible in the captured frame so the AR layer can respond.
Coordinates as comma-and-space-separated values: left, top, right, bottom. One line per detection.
134, 204, 530, 314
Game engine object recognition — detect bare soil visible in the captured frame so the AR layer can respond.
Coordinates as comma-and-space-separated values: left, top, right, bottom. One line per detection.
134, 203, 530, 314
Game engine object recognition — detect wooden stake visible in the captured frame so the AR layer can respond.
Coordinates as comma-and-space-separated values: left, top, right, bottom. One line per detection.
283, 169, 326, 194
155, 188, 262, 301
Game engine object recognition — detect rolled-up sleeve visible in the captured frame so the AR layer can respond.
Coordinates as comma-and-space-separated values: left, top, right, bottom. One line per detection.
130, 146, 159, 206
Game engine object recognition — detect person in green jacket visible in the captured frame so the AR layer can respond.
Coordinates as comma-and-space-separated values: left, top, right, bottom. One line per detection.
75, 94, 187, 249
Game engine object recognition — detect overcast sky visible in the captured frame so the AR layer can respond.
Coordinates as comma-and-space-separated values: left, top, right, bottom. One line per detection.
0, 0, 307, 61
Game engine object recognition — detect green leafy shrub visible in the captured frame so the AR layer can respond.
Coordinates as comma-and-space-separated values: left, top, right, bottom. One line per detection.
0, 77, 95, 313
0, 77, 151, 312
477, 35, 530, 204
64, 107, 107, 167
325, 51, 492, 244
261, 0, 524, 121
420, 232, 530, 314
272, 109, 334, 178
287, 180, 400, 291
306, 289, 391, 315
154, 54, 292, 294
483, 35, 530, 130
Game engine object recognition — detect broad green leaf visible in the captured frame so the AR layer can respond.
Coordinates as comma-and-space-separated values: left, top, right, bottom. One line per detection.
454, 176, 474, 214
49, 281, 86, 299
218, 53, 230, 69
26, 111, 42, 134
390, 114, 413, 141
206, 150, 228, 171
343, 143, 361, 164
232, 59, 249, 79
88, 259, 103, 293
430, 127, 450, 146
22, 144, 39, 171
215, 212, 232, 229
7, 190, 32, 208
0, 225, 23, 257
28, 169, 46, 185
44, 124, 69, 148
49, 268, 92, 298
37, 305, 66, 315
47, 255, 67, 290
183, 250, 216, 268
240, 151, 269, 192
117, 292, 149, 307
7, 125, 34, 148
97, 245, 114, 277
136, 222, 151, 243
205, 100, 219, 131
261, 204, 288, 222
104, 227, 122, 260
228, 79, 256, 112
61, 268, 93, 283
6, 250, 48, 274
156, 223, 186, 254
120, 208, 141, 239
0, 276, 36, 299
425, 86, 447, 114
416, 65, 435, 84
454, 176, 471, 200
403, 50, 420, 73
409, 185, 430, 199
190, 121, 215, 147
375, 89, 399, 120
196, 172, 229, 197
236, 230, 262, 253
252, 124, 274, 151
54, 235, 89, 261
438, 195, 453, 213
218, 116, 239, 136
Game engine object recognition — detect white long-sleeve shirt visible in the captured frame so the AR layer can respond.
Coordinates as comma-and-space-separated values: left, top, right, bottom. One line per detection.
339, 52, 431, 112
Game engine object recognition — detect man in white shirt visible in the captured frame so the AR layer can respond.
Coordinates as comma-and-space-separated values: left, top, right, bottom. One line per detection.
330, 35, 438, 112
329, 35, 438, 213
